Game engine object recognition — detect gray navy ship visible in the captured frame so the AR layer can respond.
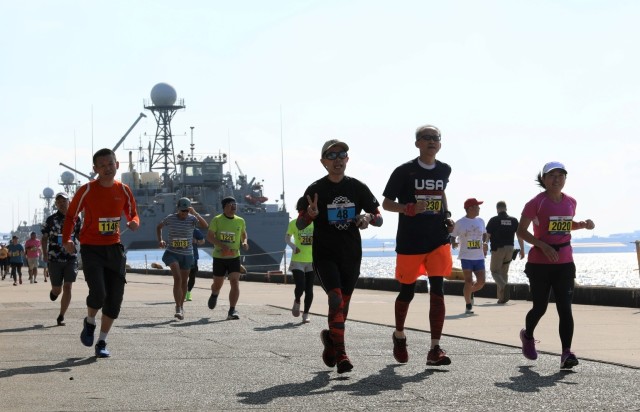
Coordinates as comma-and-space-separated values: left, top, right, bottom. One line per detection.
72, 83, 290, 273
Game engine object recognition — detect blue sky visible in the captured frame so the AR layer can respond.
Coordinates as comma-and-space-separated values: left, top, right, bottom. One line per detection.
1, 1, 638, 239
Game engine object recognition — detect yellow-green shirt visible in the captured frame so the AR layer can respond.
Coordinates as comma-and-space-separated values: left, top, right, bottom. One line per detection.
209, 214, 246, 259
287, 219, 313, 263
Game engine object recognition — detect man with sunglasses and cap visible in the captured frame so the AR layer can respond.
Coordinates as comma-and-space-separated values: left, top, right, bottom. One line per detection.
157, 197, 208, 320
298, 139, 383, 374
42, 192, 81, 326
206, 196, 248, 320
382, 124, 455, 367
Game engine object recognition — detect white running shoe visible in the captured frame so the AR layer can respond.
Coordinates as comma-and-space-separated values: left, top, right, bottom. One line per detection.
292, 300, 301, 317
302, 313, 310, 323
174, 306, 184, 320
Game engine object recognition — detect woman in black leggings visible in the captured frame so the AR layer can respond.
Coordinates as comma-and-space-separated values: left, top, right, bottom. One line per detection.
516, 161, 595, 369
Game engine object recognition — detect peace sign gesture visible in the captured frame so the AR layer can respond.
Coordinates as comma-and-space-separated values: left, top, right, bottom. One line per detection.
306, 193, 319, 218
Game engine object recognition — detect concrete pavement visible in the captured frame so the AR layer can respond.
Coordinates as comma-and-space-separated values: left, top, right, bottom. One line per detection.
1, 271, 639, 411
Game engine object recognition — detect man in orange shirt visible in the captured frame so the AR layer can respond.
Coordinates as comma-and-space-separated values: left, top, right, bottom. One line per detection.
63, 148, 140, 358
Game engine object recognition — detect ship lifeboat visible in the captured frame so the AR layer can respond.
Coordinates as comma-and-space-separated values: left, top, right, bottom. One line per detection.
245, 194, 268, 205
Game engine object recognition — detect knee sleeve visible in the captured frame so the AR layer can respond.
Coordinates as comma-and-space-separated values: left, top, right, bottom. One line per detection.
429, 276, 445, 297
397, 282, 416, 302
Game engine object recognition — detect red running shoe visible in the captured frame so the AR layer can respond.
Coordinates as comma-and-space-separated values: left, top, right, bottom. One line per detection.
427, 345, 451, 366
392, 332, 408, 363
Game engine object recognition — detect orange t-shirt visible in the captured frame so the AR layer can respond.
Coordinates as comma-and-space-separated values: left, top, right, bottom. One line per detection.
62, 179, 139, 246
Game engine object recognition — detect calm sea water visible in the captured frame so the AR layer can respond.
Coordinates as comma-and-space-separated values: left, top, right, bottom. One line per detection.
126, 249, 640, 289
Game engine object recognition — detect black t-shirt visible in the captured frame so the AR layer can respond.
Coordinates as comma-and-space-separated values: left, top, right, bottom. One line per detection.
486, 211, 519, 251
383, 158, 452, 254
301, 176, 380, 262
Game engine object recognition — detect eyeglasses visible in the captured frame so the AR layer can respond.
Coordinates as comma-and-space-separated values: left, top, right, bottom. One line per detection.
417, 134, 441, 142
324, 151, 348, 160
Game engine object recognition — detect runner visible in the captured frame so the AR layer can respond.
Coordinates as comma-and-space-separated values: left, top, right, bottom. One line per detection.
8, 236, 25, 286
157, 197, 208, 320
382, 124, 454, 366
62, 148, 140, 358
42, 192, 81, 326
516, 161, 595, 369
285, 197, 315, 323
298, 139, 383, 374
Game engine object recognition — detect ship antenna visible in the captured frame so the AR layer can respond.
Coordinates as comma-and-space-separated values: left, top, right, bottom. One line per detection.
190, 126, 195, 160
280, 105, 286, 212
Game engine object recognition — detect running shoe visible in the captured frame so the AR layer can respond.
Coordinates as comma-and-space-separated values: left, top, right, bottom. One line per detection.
50, 291, 58, 301
34, 280, 37, 283
175, 306, 184, 320
519, 328, 538, 360
207, 294, 218, 310
427, 345, 452, 366
227, 309, 240, 320
95, 340, 111, 358
302, 313, 310, 323
336, 356, 354, 374
57, 315, 65, 326
291, 300, 301, 317
80, 317, 96, 347
560, 350, 579, 369
465, 308, 474, 315
19, 278, 22, 284
392, 332, 409, 363
320, 329, 337, 367
185, 291, 192, 302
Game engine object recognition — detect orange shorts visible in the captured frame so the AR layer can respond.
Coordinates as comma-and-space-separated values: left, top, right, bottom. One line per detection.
395, 243, 453, 285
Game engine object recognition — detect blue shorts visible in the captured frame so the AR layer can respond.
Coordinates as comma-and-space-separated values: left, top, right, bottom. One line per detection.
461, 259, 485, 272
162, 251, 194, 270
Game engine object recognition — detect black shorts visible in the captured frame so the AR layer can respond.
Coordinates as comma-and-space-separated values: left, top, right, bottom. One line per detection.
48, 260, 79, 286
212, 257, 241, 277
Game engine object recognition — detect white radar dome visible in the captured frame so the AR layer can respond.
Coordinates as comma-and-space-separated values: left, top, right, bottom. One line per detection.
43, 187, 54, 198
61, 171, 75, 184
150, 83, 177, 106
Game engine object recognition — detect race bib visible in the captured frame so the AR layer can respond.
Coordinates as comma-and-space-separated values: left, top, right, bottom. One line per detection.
548, 216, 572, 235
56, 234, 75, 245
300, 234, 313, 245
467, 239, 482, 249
220, 231, 236, 243
327, 203, 356, 224
415, 194, 443, 215
171, 239, 190, 248
98, 217, 120, 235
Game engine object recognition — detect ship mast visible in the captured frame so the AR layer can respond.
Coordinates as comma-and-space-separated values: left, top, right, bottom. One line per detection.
143, 83, 185, 189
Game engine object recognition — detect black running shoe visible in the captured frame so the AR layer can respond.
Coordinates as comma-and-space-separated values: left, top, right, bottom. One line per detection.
320, 329, 337, 367
57, 315, 65, 326
80, 317, 96, 347
337, 357, 354, 374
95, 340, 111, 358
50, 291, 58, 301
207, 294, 218, 310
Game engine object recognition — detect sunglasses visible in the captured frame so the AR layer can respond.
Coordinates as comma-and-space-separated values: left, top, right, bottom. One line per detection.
418, 135, 441, 142
324, 151, 348, 160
